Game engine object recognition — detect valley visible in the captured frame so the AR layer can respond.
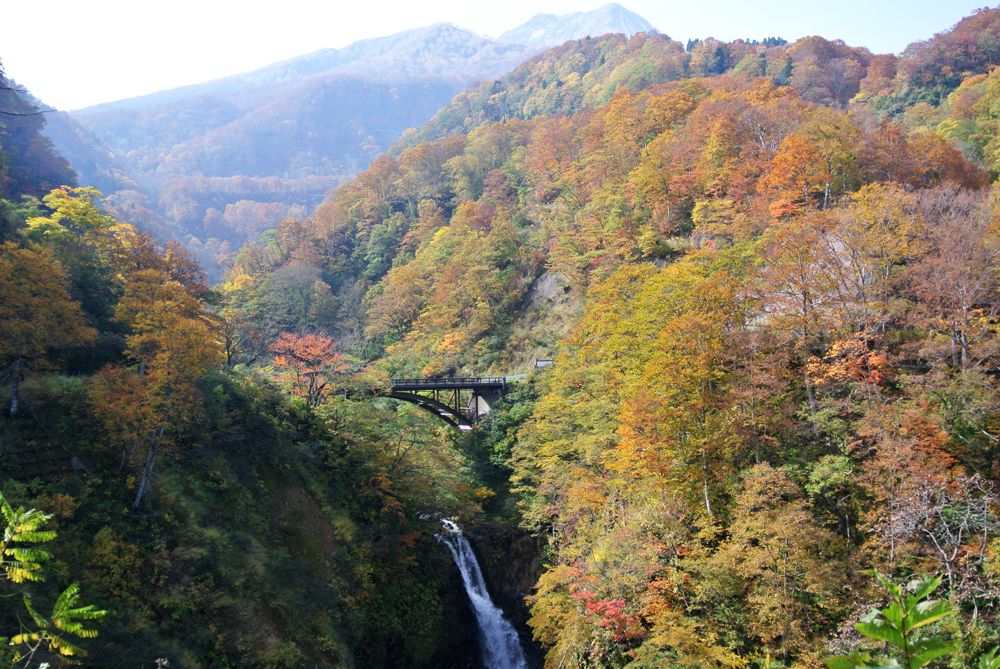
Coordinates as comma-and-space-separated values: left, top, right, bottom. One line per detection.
1, 3, 1000, 668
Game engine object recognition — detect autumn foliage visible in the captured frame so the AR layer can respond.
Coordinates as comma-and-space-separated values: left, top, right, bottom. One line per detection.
5, 7, 1000, 668
269, 332, 349, 407
0, 242, 95, 415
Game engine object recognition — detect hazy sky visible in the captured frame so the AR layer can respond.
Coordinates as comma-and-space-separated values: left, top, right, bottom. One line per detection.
3, 0, 993, 110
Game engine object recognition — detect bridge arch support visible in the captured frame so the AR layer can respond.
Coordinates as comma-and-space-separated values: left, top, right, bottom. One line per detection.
382, 377, 509, 430
385, 391, 473, 430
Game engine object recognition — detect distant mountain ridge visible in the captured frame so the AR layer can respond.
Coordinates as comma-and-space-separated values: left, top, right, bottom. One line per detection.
499, 3, 655, 47
77, 23, 536, 116
43, 5, 659, 272
70, 31, 509, 173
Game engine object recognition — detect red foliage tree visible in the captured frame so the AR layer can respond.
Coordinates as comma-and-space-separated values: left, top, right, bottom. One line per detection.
269, 332, 349, 407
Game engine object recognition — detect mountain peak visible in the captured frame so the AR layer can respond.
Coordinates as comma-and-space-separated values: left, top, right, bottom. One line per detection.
499, 3, 655, 47
424, 22, 478, 36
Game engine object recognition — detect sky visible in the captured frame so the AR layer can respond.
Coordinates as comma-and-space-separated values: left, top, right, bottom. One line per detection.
3, 0, 994, 111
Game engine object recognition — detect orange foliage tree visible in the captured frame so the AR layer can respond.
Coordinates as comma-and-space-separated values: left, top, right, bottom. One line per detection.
269, 332, 349, 407
93, 269, 222, 509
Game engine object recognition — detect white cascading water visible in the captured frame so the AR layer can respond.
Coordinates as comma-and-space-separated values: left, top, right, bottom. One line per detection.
437, 519, 529, 669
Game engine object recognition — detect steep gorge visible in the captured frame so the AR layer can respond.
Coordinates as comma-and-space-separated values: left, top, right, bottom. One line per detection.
3, 6, 1000, 669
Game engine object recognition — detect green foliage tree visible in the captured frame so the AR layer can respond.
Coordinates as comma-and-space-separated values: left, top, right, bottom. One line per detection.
95, 268, 223, 510
20, 186, 123, 331
22, 186, 117, 245
708, 464, 842, 661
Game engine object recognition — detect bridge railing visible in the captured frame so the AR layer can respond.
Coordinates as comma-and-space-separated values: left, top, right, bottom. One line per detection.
391, 376, 507, 387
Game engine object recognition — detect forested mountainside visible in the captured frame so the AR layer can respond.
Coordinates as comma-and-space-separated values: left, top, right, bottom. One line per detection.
1, 62, 519, 669
45, 5, 658, 275
3, 6, 1000, 669
43, 23, 534, 270
404, 7, 1000, 147
0, 70, 75, 202
217, 6, 1000, 667
237, 7, 1000, 373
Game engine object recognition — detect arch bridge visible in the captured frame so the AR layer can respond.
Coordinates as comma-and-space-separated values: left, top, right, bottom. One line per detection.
386, 376, 513, 430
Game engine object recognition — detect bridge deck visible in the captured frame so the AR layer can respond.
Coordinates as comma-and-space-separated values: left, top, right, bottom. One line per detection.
391, 377, 507, 392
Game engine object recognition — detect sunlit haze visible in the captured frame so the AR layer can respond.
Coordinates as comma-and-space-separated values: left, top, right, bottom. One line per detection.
4, 0, 994, 110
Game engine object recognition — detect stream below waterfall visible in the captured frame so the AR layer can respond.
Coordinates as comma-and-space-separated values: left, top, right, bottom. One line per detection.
437, 520, 529, 669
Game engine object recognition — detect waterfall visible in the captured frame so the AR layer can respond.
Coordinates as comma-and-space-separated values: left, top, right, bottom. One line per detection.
437, 520, 529, 669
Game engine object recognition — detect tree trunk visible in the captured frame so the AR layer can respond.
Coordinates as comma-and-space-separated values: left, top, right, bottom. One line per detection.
781, 545, 790, 663
843, 509, 852, 551
804, 368, 818, 414
132, 428, 163, 510
122, 440, 141, 472
8, 357, 22, 417
800, 313, 817, 415
959, 330, 969, 377
702, 453, 713, 517
132, 444, 156, 510
951, 327, 962, 370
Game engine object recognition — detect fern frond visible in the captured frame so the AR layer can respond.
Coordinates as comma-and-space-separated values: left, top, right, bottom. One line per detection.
1, 491, 106, 659
3, 566, 42, 583
0, 490, 15, 525
9, 632, 41, 645
22, 593, 48, 628
49, 584, 107, 645
52, 582, 80, 612
7, 546, 53, 562
50, 636, 86, 657
1, 499, 56, 582
11, 529, 57, 543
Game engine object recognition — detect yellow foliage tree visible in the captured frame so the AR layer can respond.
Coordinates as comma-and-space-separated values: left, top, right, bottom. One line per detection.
0, 243, 95, 416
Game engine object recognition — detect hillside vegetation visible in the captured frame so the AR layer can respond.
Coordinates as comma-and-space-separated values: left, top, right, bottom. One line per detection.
219, 7, 1000, 667
40, 23, 539, 273
406, 8, 1000, 147
3, 7, 1000, 669
0, 67, 75, 201
0, 63, 505, 669
47, 4, 662, 274
57, 6, 1000, 276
